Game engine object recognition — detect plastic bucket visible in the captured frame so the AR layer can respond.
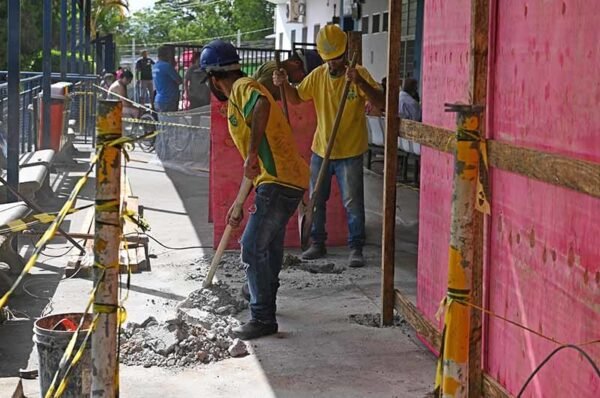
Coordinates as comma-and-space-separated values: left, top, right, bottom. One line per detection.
33, 313, 93, 398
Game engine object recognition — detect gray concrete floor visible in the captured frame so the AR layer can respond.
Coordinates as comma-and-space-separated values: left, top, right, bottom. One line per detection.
1, 142, 434, 397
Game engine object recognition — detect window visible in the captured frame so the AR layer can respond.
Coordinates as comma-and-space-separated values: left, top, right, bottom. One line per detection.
313, 24, 321, 42
372, 14, 381, 33
291, 29, 296, 47
361, 16, 369, 34
279, 32, 283, 50
302, 27, 308, 44
383, 12, 389, 32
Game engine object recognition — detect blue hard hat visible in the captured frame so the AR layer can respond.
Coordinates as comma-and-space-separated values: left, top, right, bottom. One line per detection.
200, 40, 241, 73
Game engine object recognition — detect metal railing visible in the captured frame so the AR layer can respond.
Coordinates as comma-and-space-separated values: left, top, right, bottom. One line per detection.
0, 72, 100, 153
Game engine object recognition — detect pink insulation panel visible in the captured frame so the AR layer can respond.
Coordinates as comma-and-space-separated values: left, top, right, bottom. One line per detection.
210, 97, 348, 249
417, 0, 472, 336
418, 0, 600, 396
485, 1, 600, 396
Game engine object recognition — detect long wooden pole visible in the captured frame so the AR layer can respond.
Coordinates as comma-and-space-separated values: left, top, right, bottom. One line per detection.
91, 100, 122, 397
468, 1, 490, 396
435, 104, 483, 398
381, 0, 402, 326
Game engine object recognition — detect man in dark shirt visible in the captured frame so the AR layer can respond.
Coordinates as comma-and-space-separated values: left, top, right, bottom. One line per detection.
135, 50, 155, 105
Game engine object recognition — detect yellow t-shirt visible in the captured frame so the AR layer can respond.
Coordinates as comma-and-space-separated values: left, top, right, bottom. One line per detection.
297, 64, 381, 159
228, 77, 309, 191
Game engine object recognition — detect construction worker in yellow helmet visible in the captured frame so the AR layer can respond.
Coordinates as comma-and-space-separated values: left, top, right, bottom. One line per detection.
273, 24, 385, 268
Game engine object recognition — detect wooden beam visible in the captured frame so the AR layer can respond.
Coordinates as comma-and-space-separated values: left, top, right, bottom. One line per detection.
468, 1, 489, 396
483, 374, 513, 398
399, 121, 600, 199
487, 140, 600, 198
381, 0, 403, 326
394, 289, 442, 352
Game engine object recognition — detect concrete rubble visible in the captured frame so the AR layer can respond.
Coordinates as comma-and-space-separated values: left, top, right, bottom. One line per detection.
120, 281, 249, 368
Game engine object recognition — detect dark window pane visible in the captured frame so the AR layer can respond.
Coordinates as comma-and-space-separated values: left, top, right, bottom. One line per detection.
372, 14, 380, 33
383, 12, 389, 32
313, 24, 320, 42
362, 16, 369, 34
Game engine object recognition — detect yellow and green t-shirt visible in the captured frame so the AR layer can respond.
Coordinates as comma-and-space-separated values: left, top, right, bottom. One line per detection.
297, 64, 381, 159
227, 77, 309, 191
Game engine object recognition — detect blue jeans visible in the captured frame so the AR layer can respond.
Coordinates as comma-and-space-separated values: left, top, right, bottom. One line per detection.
310, 153, 366, 249
241, 183, 303, 323
155, 98, 179, 112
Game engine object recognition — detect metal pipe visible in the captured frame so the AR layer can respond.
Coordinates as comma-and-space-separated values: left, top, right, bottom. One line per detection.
71, 0, 77, 73
7, 0, 21, 201
435, 103, 484, 398
84, 0, 91, 75
79, 0, 84, 74
41, 0, 52, 150
61, 0, 68, 79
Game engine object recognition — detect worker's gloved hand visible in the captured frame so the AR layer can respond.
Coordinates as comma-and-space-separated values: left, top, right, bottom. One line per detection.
227, 203, 244, 228
346, 66, 364, 85
272, 68, 289, 87
244, 152, 261, 180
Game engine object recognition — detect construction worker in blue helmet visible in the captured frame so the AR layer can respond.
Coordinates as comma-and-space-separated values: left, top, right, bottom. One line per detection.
273, 24, 385, 268
253, 49, 323, 100
200, 39, 310, 340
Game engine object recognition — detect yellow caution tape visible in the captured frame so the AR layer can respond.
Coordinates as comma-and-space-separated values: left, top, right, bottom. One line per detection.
122, 117, 209, 131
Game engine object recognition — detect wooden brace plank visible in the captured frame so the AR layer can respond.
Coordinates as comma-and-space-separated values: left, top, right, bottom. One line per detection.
399, 120, 600, 199
394, 289, 442, 352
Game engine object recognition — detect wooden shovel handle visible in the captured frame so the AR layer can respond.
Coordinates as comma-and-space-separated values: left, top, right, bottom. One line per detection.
203, 177, 253, 288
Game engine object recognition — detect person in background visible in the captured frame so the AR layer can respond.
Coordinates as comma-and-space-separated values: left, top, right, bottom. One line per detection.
100, 72, 116, 99
108, 70, 138, 118
152, 46, 182, 112
115, 66, 124, 80
135, 50, 155, 105
253, 49, 323, 100
399, 78, 421, 121
184, 52, 211, 109
273, 24, 385, 268
200, 40, 309, 340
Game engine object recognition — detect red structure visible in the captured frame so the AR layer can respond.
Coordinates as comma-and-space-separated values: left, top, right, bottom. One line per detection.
417, 1, 599, 396
210, 97, 348, 249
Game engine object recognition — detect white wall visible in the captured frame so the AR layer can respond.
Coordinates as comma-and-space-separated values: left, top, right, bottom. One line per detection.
360, 0, 389, 82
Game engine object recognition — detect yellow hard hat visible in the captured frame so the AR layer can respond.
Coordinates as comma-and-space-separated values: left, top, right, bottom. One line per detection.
316, 24, 347, 61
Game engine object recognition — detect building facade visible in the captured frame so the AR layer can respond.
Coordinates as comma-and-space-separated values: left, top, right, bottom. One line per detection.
268, 0, 423, 83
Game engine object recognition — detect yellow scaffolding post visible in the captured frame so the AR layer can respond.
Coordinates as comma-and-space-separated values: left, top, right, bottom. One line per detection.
435, 103, 484, 398
91, 99, 122, 397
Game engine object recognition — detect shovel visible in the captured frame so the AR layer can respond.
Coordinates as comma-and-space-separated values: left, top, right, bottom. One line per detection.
203, 177, 254, 288
299, 52, 358, 250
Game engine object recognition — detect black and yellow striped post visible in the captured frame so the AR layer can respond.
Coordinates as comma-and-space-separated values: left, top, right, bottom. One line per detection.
435, 103, 484, 398
91, 99, 122, 397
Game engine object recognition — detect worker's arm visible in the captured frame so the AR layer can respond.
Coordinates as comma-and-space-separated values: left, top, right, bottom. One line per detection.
244, 95, 270, 180
272, 69, 303, 104
347, 67, 386, 110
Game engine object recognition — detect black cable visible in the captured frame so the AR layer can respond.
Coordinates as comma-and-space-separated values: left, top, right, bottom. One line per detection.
123, 232, 212, 251
517, 344, 600, 398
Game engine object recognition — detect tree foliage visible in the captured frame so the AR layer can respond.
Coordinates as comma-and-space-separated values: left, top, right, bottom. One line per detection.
117, 0, 275, 48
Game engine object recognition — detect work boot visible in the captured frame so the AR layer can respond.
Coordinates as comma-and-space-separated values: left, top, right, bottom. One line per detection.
240, 282, 250, 302
349, 248, 365, 268
232, 320, 278, 340
302, 243, 327, 260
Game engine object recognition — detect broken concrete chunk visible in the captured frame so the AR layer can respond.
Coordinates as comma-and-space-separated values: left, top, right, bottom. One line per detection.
228, 339, 248, 358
